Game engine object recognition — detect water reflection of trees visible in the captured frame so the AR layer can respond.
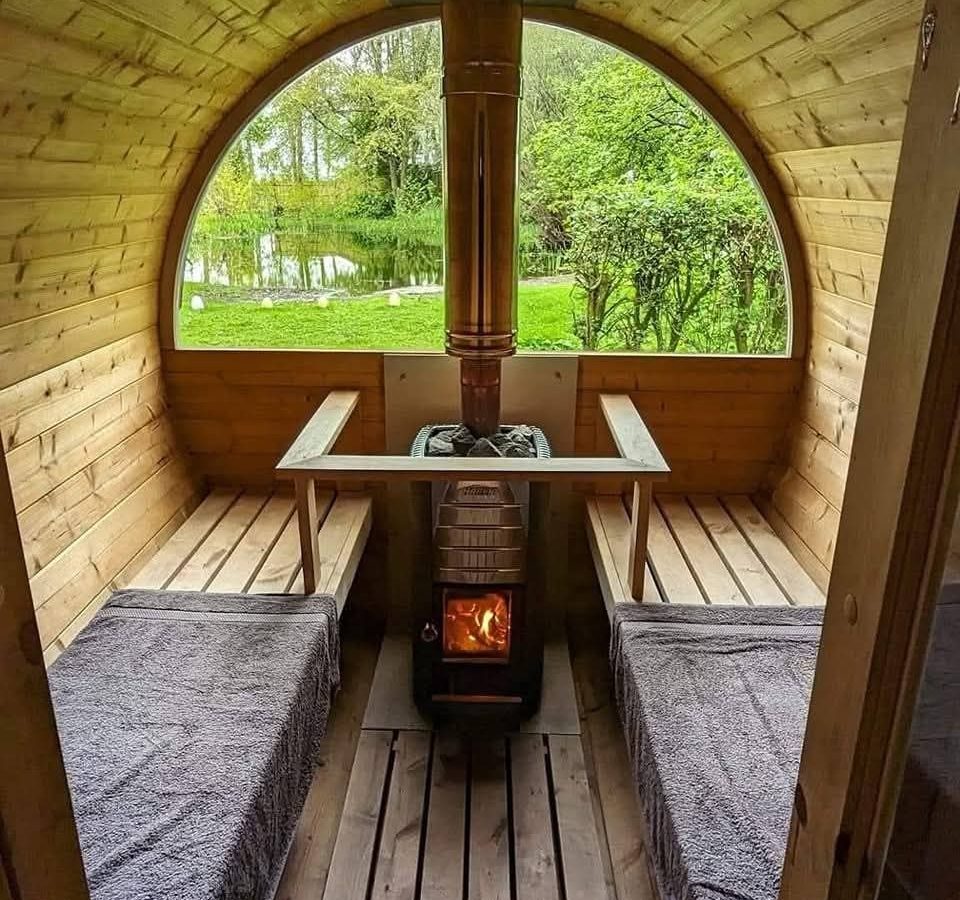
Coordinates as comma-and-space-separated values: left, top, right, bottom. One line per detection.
184, 229, 444, 294
183, 229, 564, 295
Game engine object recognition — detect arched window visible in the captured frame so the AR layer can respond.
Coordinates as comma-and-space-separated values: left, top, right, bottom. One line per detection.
175, 21, 790, 355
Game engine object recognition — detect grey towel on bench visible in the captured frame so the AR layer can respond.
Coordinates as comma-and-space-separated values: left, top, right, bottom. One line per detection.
49, 589, 340, 900
611, 603, 823, 900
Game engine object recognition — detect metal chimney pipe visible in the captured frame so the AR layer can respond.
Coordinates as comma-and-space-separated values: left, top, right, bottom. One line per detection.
441, 0, 522, 437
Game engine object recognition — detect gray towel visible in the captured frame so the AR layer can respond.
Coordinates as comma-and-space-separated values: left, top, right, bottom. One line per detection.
49, 589, 340, 900
611, 603, 823, 900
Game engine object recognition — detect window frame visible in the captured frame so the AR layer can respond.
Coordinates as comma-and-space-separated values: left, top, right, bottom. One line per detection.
160, 4, 805, 359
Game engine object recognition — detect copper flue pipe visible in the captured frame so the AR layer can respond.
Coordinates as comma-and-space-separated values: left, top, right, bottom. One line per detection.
460, 358, 503, 440
441, 0, 522, 435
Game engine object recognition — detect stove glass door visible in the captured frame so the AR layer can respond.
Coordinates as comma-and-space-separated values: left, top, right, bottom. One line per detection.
442, 588, 511, 662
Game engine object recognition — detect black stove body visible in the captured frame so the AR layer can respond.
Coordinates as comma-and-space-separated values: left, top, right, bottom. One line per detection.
411, 425, 550, 723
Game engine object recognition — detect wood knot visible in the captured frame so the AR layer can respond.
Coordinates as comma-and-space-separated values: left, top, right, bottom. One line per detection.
843, 593, 858, 624
794, 783, 808, 827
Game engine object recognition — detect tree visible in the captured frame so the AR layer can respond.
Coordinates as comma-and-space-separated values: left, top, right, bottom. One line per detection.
566, 193, 637, 350
520, 35, 788, 354
720, 203, 788, 354
271, 24, 442, 215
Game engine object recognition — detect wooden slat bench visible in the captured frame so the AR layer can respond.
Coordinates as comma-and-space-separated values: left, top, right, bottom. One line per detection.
585, 394, 825, 616
130, 485, 372, 608
132, 390, 373, 605
587, 491, 825, 614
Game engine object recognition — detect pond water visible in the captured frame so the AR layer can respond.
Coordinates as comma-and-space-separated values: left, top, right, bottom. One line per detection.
183, 229, 563, 298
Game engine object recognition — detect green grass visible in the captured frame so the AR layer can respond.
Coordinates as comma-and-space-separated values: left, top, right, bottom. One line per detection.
178, 282, 581, 351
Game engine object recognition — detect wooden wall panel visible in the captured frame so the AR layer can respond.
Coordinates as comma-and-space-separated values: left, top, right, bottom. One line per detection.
164, 351, 798, 497
0, 0, 215, 657
576, 356, 803, 494
743, 67, 913, 152
0, 448, 90, 900
0, 328, 201, 655
768, 142, 900, 202
163, 350, 386, 486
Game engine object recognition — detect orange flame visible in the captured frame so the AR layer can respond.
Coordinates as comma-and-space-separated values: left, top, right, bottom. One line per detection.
444, 592, 510, 658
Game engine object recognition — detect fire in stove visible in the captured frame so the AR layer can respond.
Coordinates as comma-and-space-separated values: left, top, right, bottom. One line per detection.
443, 589, 511, 660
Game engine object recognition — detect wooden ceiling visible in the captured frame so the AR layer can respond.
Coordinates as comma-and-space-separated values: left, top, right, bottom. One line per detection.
0, 0, 918, 208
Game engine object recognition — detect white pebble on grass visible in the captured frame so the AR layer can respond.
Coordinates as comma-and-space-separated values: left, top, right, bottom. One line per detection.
190, 295, 205, 311
388, 291, 402, 307
260, 298, 274, 309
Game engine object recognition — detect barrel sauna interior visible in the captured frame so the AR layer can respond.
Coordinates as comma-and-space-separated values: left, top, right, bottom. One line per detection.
1, 2, 956, 900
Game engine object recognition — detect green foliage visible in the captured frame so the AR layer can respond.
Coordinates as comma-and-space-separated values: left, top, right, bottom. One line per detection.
520, 36, 787, 353
192, 23, 442, 232
184, 21, 788, 355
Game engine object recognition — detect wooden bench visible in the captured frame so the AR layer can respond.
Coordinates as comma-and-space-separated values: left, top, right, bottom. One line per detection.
131, 389, 372, 608
129, 485, 371, 609
585, 394, 825, 617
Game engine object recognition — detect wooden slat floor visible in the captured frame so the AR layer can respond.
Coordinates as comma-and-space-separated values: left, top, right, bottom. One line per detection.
280, 628, 654, 900
587, 493, 826, 610
319, 622, 622, 900
320, 727, 617, 900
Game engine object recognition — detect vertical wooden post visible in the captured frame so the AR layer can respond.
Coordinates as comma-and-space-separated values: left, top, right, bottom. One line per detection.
295, 476, 320, 594
627, 481, 651, 602
780, 6, 960, 899
542, 481, 571, 624
0, 450, 90, 899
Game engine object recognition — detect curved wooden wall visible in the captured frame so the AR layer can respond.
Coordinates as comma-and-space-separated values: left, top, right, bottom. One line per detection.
0, 1, 390, 656
0, 0, 922, 645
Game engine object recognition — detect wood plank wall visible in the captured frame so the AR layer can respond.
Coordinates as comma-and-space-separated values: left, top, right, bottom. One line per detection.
750, 6, 917, 592
0, 320, 203, 656
577, 356, 803, 494
163, 350, 385, 486
0, 1, 387, 656
162, 350, 798, 494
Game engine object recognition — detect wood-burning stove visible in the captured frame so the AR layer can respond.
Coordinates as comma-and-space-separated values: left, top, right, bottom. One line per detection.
410, 0, 546, 723
412, 427, 549, 722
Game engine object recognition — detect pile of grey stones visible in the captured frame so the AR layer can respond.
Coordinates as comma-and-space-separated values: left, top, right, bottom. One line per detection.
426, 424, 537, 458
